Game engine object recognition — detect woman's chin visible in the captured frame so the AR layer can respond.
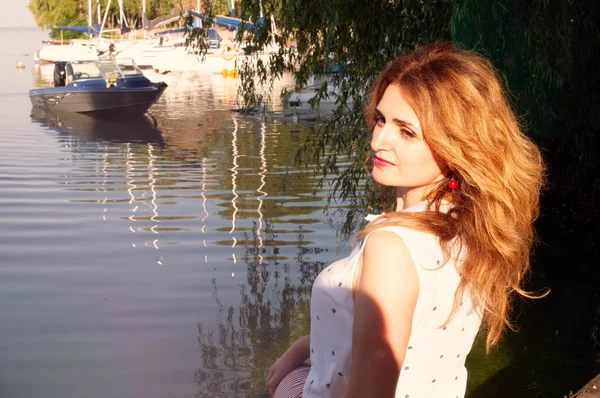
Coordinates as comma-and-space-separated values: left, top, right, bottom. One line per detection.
372, 174, 398, 187
372, 167, 399, 182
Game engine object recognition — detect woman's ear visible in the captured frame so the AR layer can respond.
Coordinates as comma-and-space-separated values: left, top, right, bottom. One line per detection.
440, 163, 452, 177
430, 148, 449, 175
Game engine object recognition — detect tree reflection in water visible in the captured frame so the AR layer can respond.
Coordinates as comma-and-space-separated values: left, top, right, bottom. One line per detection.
195, 220, 328, 397
174, 117, 340, 396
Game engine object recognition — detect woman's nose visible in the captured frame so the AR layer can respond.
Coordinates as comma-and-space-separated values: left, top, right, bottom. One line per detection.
371, 126, 391, 151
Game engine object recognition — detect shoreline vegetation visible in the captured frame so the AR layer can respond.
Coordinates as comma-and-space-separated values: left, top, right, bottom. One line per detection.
27, 0, 233, 40
26, 0, 599, 396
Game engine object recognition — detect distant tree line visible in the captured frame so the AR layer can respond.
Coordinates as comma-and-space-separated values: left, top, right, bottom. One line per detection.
28, 0, 232, 39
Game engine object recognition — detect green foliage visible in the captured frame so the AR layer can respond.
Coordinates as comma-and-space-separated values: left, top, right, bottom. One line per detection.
28, 0, 83, 30
146, 0, 176, 20
49, 29, 85, 40
208, 0, 233, 16
451, 0, 600, 207
230, 0, 453, 234
27, 0, 221, 32
210, 0, 598, 237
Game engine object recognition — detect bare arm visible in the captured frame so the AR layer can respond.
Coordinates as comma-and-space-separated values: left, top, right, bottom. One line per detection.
343, 231, 419, 398
286, 335, 310, 363
266, 335, 310, 396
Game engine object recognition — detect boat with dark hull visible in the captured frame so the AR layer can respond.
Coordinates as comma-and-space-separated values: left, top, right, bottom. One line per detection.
29, 58, 167, 115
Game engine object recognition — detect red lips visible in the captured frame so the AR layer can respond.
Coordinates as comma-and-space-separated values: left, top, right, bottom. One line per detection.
374, 155, 395, 166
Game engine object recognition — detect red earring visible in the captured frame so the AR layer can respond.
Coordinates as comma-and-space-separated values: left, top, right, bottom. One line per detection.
447, 178, 458, 190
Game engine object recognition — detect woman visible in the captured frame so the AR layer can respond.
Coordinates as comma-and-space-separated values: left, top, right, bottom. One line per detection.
266, 41, 545, 398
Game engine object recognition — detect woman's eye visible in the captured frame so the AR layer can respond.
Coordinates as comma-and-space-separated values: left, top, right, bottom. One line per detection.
401, 129, 415, 138
374, 116, 385, 126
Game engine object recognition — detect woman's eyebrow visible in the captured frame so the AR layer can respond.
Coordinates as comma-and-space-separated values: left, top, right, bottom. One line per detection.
392, 118, 421, 132
375, 108, 422, 133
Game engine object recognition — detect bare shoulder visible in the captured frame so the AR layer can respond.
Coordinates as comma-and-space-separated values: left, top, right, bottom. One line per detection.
354, 228, 419, 296
362, 229, 415, 273
364, 228, 407, 250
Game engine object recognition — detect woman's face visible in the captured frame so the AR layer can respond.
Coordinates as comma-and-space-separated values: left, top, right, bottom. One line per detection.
371, 84, 445, 203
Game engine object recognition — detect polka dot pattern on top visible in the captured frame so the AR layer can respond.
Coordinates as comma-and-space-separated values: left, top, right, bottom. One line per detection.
302, 201, 483, 398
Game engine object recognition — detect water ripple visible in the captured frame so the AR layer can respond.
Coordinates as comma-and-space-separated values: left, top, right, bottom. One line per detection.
0, 31, 355, 398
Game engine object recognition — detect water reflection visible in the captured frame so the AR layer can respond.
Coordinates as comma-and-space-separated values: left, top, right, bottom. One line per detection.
194, 143, 332, 395
194, 221, 327, 397
201, 157, 210, 265
231, 117, 240, 261
257, 121, 268, 263
33, 63, 55, 87
30, 106, 164, 144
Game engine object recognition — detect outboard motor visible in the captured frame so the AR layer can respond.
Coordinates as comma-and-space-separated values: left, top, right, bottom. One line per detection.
53, 62, 67, 87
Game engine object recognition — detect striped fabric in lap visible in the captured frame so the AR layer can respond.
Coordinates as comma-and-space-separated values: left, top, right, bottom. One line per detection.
273, 366, 310, 398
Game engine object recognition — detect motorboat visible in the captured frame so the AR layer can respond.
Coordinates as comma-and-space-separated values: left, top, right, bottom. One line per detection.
282, 79, 347, 120
29, 58, 168, 115
286, 82, 341, 114
283, 71, 357, 120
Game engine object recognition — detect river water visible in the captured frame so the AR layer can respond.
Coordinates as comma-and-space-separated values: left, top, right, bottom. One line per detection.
0, 27, 353, 398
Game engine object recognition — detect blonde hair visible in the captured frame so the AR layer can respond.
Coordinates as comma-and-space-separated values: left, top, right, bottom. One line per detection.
360, 41, 546, 352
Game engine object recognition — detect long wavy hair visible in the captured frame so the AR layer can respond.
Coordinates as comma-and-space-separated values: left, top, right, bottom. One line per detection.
359, 41, 546, 351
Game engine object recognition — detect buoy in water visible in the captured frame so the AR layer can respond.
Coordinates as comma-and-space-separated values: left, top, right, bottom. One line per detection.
16, 62, 25, 69
222, 68, 237, 78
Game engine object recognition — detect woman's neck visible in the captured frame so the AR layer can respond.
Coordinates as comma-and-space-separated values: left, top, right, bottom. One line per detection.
395, 186, 428, 211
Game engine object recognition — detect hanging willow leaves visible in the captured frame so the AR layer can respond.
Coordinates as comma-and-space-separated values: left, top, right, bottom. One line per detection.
185, 0, 599, 237
228, 0, 454, 237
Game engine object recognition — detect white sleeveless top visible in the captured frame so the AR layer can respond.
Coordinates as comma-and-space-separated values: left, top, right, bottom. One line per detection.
302, 201, 482, 398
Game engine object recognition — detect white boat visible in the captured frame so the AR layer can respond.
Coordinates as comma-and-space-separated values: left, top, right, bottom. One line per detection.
37, 40, 100, 63
151, 41, 279, 74
287, 85, 340, 113
150, 13, 279, 74
151, 46, 238, 74
114, 37, 184, 70
283, 78, 348, 118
